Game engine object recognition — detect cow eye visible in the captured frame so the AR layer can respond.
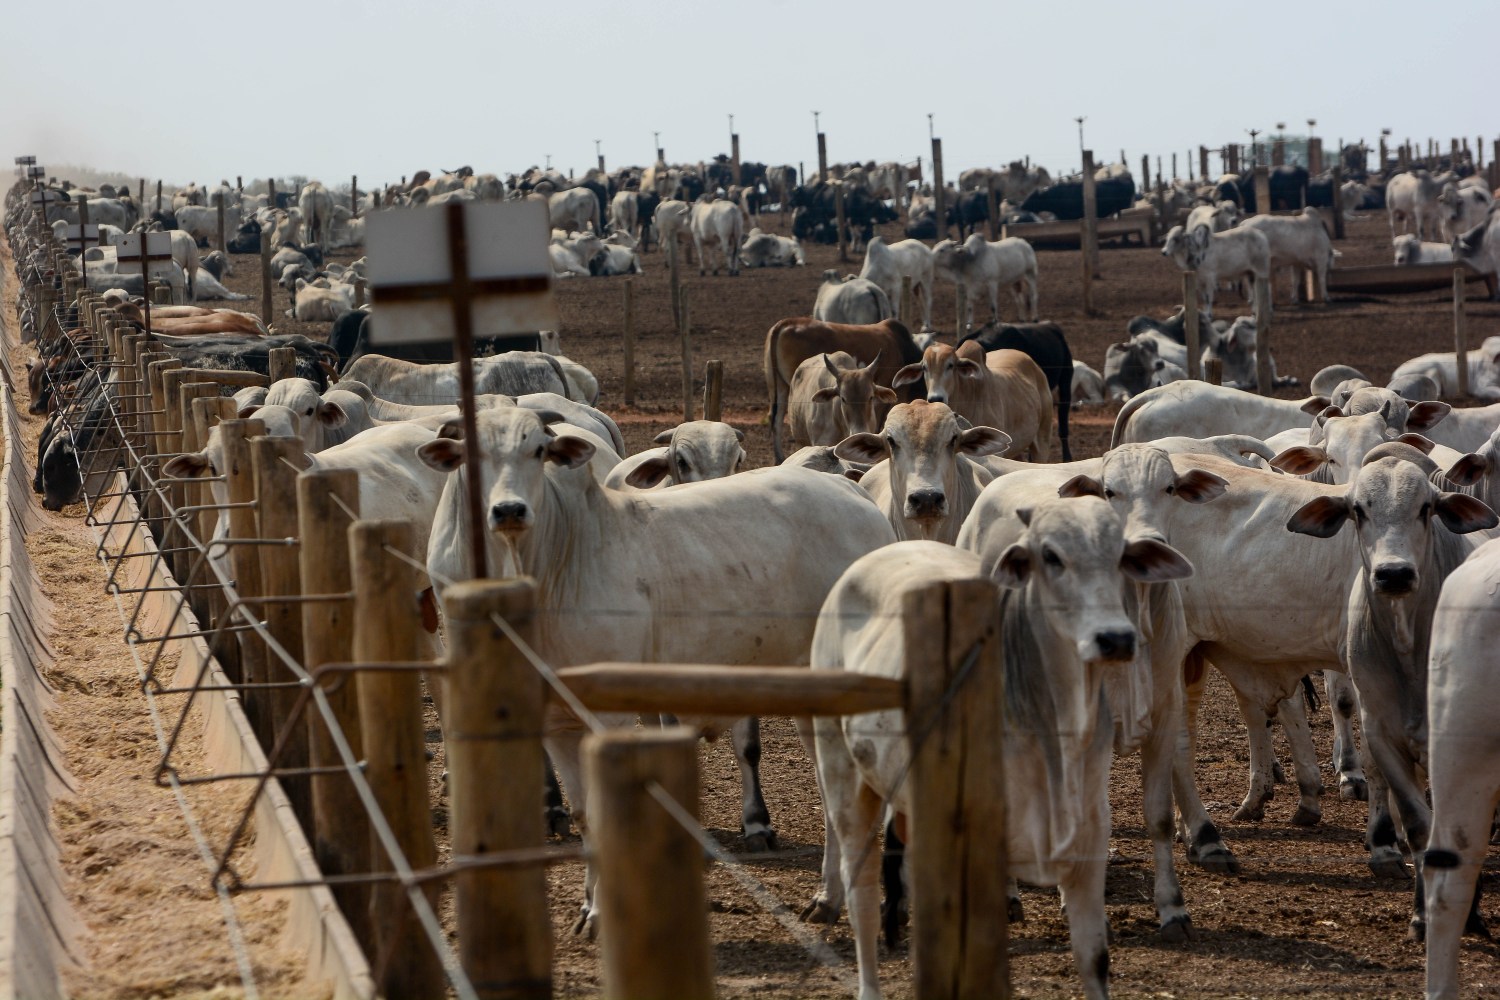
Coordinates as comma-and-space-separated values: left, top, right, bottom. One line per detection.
305, 407, 314, 416
1419, 502, 1431, 520
885, 436, 898, 452
1042, 548, 1062, 568
1164, 484, 1175, 495
534, 445, 545, 459
1103, 487, 1116, 500
1352, 504, 1364, 522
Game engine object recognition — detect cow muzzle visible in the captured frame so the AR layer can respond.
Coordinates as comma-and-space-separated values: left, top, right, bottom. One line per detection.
1371, 563, 1417, 596
904, 489, 947, 521
1088, 628, 1137, 665
489, 500, 532, 533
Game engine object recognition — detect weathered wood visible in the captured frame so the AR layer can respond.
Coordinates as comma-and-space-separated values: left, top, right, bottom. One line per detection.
253, 434, 312, 830
1140, 154, 1150, 192
622, 278, 637, 406
1204, 357, 1223, 386
1328, 260, 1489, 294
1330, 166, 1346, 240
900, 274, 914, 329
1254, 276, 1274, 395
679, 286, 694, 422
1253, 165, 1271, 215
668, 238, 682, 332
1000, 213, 1151, 248
260, 230, 274, 326
1183, 272, 1201, 380
217, 197, 226, 255
731, 134, 741, 187
351, 175, 359, 217
297, 469, 372, 955
268, 345, 298, 384
192, 395, 239, 670
931, 138, 946, 241
817, 132, 828, 181
955, 280, 966, 337
834, 181, 848, 262
905, 578, 1008, 1000
221, 418, 268, 711
703, 360, 724, 422
586, 727, 713, 1000
555, 664, 906, 717
1308, 137, 1324, 175
1455, 267, 1470, 399
350, 519, 444, 1000
444, 579, 553, 1000
1080, 150, 1099, 315
1199, 145, 1209, 181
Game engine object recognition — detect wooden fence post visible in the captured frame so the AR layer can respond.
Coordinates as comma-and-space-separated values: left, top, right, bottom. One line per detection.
444, 579, 553, 1000
350, 519, 444, 1000
1455, 267, 1470, 399
155, 179, 163, 213
586, 726, 713, 1000
1330, 165, 1346, 241
900, 275, 914, 329
298, 468, 372, 954
834, 182, 848, 262
1254, 277, 1274, 395
1081, 150, 1099, 316
679, 286, 695, 422
1140, 154, 1150, 192
253, 434, 313, 830
986, 175, 999, 242
268, 345, 298, 384
955, 281, 966, 338
1254, 165, 1271, 215
817, 133, 828, 181
905, 578, 1008, 1000
731, 134, 741, 186
1183, 273, 1201, 380
351, 174, 359, 216
703, 360, 724, 422
622, 278, 636, 407
668, 240, 682, 333
221, 418, 268, 725
260, 231, 274, 325
217, 197, 226, 255
1199, 145, 1209, 181
931, 137, 946, 241
1204, 357, 1223, 386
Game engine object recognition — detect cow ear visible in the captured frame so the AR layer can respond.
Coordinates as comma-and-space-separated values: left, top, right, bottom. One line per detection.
956, 340, 986, 363
652, 428, 675, 445
956, 359, 985, 378
1058, 474, 1105, 499
891, 363, 925, 387
237, 403, 262, 419
811, 386, 841, 401
958, 426, 1011, 457
1120, 538, 1194, 583
436, 418, 464, 441
1286, 495, 1350, 537
842, 467, 865, 483
1445, 452, 1490, 487
1394, 433, 1435, 454
547, 435, 596, 468
1173, 468, 1229, 503
624, 455, 671, 488
1271, 446, 1329, 476
316, 401, 347, 427
1434, 492, 1499, 534
1300, 395, 1333, 415
417, 438, 465, 472
873, 385, 898, 403
835, 433, 889, 464
1406, 400, 1452, 431
162, 452, 210, 479
983, 542, 1032, 588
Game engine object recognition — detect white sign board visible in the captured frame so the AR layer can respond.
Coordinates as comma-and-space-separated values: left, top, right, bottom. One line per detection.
115, 232, 178, 277
365, 200, 558, 346
29, 189, 52, 207
64, 224, 100, 248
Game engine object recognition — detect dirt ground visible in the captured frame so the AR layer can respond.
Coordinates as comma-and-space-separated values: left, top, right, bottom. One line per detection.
41, 204, 1500, 997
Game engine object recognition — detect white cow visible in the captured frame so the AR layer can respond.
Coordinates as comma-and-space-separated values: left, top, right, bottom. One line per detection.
604, 421, 746, 491
931, 234, 1039, 326
549, 233, 605, 278
1111, 382, 1335, 446
417, 407, 897, 936
808, 502, 1193, 1000
811, 271, 893, 325
1072, 360, 1107, 404
1392, 336, 1500, 401
1425, 537, 1500, 999
1184, 200, 1238, 234
1161, 224, 1270, 320
653, 199, 693, 262
288, 278, 355, 322
1437, 183, 1493, 245
738, 228, 804, 268
858, 237, 934, 330
608, 190, 638, 237
787, 351, 895, 451
1392, 235, 1454, 266
548, 188, 600, 233
688, 199, 744, 276
297, 181, 335, 247
340, 352, 575, 405
1239, 207, 1335, 304
1386, 170, 1444, 241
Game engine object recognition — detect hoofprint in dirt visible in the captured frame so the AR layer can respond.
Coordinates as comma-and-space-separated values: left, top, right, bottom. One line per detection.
3, 233, 308, 997
214, 206, 1500, 996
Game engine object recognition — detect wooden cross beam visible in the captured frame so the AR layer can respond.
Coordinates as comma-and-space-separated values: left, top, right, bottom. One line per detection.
119, 234, 177, 334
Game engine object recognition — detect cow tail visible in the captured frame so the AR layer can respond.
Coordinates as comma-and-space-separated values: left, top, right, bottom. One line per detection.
1109, 387, 1152, 448
1301, 675, 1320, 714
764, 321, 783, 428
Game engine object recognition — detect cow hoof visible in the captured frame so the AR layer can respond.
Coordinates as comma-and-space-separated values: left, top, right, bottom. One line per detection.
1368, 853, 1411, 881
1159, 915, 1194, 943
570, 908, 599, 941
1290, 804, 1322, 827
1190, 843, 1241, 875
1339, 775, 1369, 801
546, 806, 572, 839
1232, 802, 1265, 823
1272, 759, 1287, 784
1409, 917, 1427, 943
742, 829, 778, 853
1008, 896, 1026, 923
799, 898, 840, 925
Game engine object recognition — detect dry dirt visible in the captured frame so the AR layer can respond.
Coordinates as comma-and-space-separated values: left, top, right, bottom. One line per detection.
21, 204, 1500, 998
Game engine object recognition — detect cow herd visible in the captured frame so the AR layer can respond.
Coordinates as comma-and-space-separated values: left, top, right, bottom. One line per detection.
10, 144, 1500, 999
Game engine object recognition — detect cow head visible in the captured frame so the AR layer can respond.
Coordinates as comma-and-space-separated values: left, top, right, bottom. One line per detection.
811, 351, 895, 438
834, 400, 1008, 535
626, 421, 746, 489
1273, 411, 1438, 484
892, 341, 984, 405
1057, 445, 1227, 546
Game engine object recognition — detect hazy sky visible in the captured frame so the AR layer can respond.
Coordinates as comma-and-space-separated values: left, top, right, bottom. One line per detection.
3, 0, 1490, 190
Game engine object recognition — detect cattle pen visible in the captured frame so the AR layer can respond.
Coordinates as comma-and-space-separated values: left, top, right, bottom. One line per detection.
5, 139, 1500, 999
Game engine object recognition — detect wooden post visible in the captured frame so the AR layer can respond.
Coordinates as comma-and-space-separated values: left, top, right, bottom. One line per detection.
1204, 356, 1223, 386
731, 134, 741, 187
955, 281, 966, 337
1081, 150, 1098, 316
444, 579, 553, 1000
260, 231, 274, 325
1271, 140, 1285, 167
1172, 151, 1179, 179
221, 418, 268, 726
816, 133, 828, 180
1455, 267, 1469, 399
155, 179, 163, 213
351, 174, 359, 216
1308, 137, 1323, 174
931, 137, 946, 240
905, 579, 1008, 1000
586, 727, 713, 1000
1141, 154, 1150, 192
703, 360, 724, 422
834, 182, 848, 262
1492, 140, 1499, 190
1254, 276, 1273, 395
350, 519, 444, 1000
900, 274, 914, 329
1198, 146, 1209, 180
253, 434, 312, 830
138, 178, 144, 204
1254, 165, 1271, 215
1331, 165, 1346, 240
622, 278, 636, 407
986, 175, 999, 242
298, 469, 372, 954
679, 286, 694, 422
1183, 272, 1201, 380
268, 177, 277, 207
216, 196, 226, 256
268, 345, 298, 384
668, 239, 682, 334
1477, 137, 1485, 170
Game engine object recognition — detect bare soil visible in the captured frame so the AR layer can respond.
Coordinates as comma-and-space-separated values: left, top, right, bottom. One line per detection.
49, 206, 1500, 996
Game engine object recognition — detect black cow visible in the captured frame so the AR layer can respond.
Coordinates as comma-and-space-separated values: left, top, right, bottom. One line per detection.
149, 333, 339, 390
36, 373, 120, 511
1126, 308, 1212, 345
791, 182, 896, 245
149, 209, 179, 231
958, 321, 1075, 461
954, 190, 990, 238
635, 190, 662, 249
227, 218, 261, 254
1021, 176, 1136, 220
1226, 165, 1310, 213
326, 311, 543, 373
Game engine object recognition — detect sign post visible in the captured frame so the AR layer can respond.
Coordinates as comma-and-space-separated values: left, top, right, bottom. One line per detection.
367, 200, 558, 581
117, 231, 177, 331
64, 224, 102, 257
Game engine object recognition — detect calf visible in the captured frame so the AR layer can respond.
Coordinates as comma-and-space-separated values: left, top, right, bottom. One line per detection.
959, 321, 1076, 459
895, 342, 1053, 460
811, 270, 892, 326
1161, 223, 1271, 320
1239, 207, 1335, 303
931, 234, 1039, 326
1391, 234, 1453, 266
787, 351, 895, 451
604, 421, 745, 490
858, 237, 934, 330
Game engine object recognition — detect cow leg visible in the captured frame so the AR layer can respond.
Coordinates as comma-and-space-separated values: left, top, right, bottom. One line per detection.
732, 716, 776, 851
1425, 788, 1500, 999
1173, 646, 1239, 872
1228, 683, 1278, 822
987, 282, 1000, 325
543, 756, 571, 838
1058, 834, 1111, 1000
545, 727, 601, 938
813, 717, 884, 1000
1364, 717, 1432, 932
1324, 670, 1367, 800
1026, 274, 1039, 322
1275, 690, 1324, 826
695, 233, 709, 276
919, 280, 933, 331
1141, 700, 1193, 938
799, 717, 845, 924
1359, 737, 1408, 880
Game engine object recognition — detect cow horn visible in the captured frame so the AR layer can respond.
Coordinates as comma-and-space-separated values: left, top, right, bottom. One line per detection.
436, 419, 464, 440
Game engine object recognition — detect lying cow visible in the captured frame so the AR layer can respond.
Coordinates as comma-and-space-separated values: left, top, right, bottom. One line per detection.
738, 228, 804, 268
604, 421, 746, 490
1392, 335, 1500, 401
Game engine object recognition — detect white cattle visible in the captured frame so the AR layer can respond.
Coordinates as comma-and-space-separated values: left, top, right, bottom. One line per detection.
297, 181, 335, 247
549, 232, 605, 278
1309, 364, 1369, 397
653, 199, 693, 261
608, 190, 637, 237
1072, 360, 1107, 405
1184, 200, 1238, 234
605, 421, 745, 491
1112, 382, 1334, 445
1392, 336, 1500, 401
340, 352, 574, 405
689, 199, 744, 276
1161, 223, 1270, 320
834, 400, 1008, 543
931, 234, 1039, 326
858, 237, 934, 330
811, 271, 893, 325
1386, 170, 1444, 241
738, 228, 804, 268
288, 278, 355, 322
548, 188, 600, 233
808, 503, 1192, 1000
1392, 235, 1454, 266
590, 244, 641, 275
780, 444, 866, 479
1150, 359, 1190, 386
188, 267, 248, 302
417, 407, 898, 935
893, 341, 1053, 461
1454, 205, 1500, 294
1239, 207, 1335, 303
1438, 183, 1493, 245
787, 351, 895, 451
1425, 537, 1500, 999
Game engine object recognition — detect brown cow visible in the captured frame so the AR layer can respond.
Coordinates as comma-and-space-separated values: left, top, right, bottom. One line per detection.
116, 301, 267, 337
894, 340, 1054, 461
763, 317, 924, 461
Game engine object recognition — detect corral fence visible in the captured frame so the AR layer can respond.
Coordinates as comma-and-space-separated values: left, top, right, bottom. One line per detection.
4, 178, 1011, 999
